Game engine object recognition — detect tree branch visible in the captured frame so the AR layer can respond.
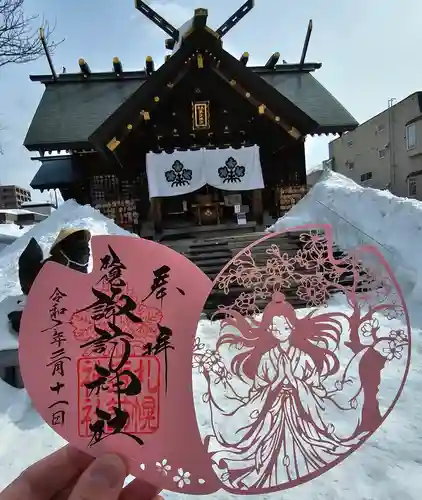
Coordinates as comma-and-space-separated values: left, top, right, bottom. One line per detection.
0, 0, 63, 68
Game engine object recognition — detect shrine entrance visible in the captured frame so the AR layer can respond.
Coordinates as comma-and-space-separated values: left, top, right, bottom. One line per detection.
161, 185, 254, 228
145, 146, 265, 235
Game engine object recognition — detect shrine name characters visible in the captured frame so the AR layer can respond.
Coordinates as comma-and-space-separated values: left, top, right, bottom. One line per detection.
192, 101, 210, 131
78, 356, 160, 437
71, 244, 182, 447
45, 287, 71, 427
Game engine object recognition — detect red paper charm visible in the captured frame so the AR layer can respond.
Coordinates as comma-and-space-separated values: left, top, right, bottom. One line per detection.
192, 224, 411, 494
19, 235, 219, 493
18, 226, 410, 495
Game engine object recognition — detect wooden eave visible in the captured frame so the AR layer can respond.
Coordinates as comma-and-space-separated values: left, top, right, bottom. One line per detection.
88, 27, 317, 154
28, 62, 322, 85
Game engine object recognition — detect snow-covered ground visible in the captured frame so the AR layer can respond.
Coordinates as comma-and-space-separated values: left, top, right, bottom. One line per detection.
0, 182, 422, 499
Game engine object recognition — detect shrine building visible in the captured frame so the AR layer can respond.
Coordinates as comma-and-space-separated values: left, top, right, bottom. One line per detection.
24, 1, 358, 239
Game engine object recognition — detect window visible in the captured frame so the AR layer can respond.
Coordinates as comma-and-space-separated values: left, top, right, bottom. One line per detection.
345, 160, 354, 170
406, 123, 416, 150
409, 178, 417, 196
378, 148, 386, 159
347, 139, 353, 147
361, 172, 373, 182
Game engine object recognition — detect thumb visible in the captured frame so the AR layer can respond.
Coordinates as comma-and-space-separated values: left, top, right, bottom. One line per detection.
68, 454, 126, 500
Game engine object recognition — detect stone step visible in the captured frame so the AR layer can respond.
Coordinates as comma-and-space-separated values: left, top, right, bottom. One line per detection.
192, 258, 233, 269
186, 250, 232, 261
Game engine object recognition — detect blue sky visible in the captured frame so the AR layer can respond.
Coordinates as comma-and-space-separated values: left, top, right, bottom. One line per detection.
0, 0, 421, 201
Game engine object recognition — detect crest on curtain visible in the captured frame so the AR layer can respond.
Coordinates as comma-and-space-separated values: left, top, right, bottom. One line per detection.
218, 157, 246, 183
165, 160, 193, 187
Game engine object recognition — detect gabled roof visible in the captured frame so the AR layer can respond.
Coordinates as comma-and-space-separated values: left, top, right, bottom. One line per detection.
24, 28, 358, 151
88, 29, 320, 152
24, 80, 144, 150
259, 72, 357, 133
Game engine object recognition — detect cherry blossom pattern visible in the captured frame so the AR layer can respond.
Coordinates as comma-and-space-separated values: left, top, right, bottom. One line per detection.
360, 318, 380, 339
214, 227, 392, 316
196, 225, 411, 493
173, 468, 191, 488
156, 459, 172, 476
192, 337, 232, 389
383, 328, 409, 360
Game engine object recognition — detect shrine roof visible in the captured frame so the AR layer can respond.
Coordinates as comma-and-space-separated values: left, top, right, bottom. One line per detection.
30, 156, 83, 190
24, 64, 358, 151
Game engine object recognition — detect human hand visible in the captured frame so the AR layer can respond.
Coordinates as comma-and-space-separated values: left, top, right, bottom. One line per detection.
0, 445, 163, 500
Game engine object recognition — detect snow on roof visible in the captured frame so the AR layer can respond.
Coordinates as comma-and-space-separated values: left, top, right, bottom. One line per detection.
21, 201, 55, 206
0, 209, 38, 215
0, 225, 33, 238
306, 163, 324, 174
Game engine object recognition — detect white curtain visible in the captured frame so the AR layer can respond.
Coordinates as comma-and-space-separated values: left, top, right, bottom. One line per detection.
145, 146, 264, 198
146, 150, 205, 198
203, 146, 264, 191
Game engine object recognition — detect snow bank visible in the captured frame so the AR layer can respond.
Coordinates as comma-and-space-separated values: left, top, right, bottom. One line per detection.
0, 378, 65, 490
0, 200, 136, 303
269, 170, 420, 300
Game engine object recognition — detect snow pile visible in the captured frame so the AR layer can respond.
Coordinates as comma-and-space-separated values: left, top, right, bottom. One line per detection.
269, 170, 420, 299
0, 200, 136, 302
0, 376, 66, 488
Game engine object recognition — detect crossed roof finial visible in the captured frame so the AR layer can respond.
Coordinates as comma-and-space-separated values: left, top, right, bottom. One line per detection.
134, 0, 255, 41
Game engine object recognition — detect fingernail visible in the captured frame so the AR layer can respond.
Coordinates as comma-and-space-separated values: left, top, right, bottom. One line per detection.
88, 454, 126, 489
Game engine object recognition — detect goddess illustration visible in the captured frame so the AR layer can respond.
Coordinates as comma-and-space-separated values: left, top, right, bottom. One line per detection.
196, 291, 406, 492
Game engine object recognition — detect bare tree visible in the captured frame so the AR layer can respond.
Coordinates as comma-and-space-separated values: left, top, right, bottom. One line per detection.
0, 0, 61, 68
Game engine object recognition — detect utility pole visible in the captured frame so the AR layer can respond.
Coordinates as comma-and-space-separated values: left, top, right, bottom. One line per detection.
388, 97, 397, 192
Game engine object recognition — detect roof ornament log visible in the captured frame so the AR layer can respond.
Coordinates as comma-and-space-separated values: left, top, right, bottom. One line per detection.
240, 52, 249, 65
145, 56, 154, 76
113, 57, 123, 74
265, 52, 280, 69
39, 28, 57, 81
216, 0, 255, 38
134, 0, 179, 41
165, 38, 176, 50
299, 20, 313, 69
78, 58, 91, 76
192, 8, 208, 30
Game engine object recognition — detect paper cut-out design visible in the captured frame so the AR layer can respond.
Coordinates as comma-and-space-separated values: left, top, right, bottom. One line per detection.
18, 226, 410, 495
218, 157, 246, 183
165, 160, 193, 187
192, 224, 410, 494
19, 235, 220, 494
